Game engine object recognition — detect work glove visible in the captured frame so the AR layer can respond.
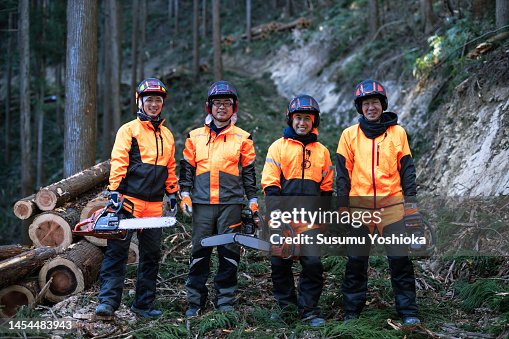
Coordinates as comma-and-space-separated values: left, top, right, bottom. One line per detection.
248, 198, 259, 214
108, 191, 123, 208
180, 191, 193, 218
166, 194, 178, 217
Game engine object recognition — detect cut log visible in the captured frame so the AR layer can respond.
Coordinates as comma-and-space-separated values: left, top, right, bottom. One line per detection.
39, 240, 103, 302
0, 281, 40, 317
128, 240, 139, 264
35, 160, 110, 211
13, 194, 40, 220
0, 246, 62, 289
80, 195, 109, 247
0, 244, 31, 261
29, 207, 80, 249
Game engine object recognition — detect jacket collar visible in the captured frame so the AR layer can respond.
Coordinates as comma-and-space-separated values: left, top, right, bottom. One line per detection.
358, 111, 398, 139
283, 126, 318, 145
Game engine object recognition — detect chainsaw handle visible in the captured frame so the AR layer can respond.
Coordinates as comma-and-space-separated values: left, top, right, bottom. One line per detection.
72, 216, 95, 235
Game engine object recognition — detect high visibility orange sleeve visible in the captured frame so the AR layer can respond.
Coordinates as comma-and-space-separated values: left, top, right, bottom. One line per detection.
240, 136, 256, 167
165, 137, 179, 194
397, 127, 412, 171
108, 125, 132, 191
336, 130, 354, 178
320, 148, 334, 192
261, 141, 282, 191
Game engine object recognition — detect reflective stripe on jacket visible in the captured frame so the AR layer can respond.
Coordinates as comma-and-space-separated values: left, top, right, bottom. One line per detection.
179, 124, 257, 204
108, 118, 179, 202
261, 137, 333, 196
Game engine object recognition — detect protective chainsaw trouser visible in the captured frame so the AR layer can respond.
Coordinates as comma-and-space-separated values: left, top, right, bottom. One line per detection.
98, 206, 163, 311
341, 219, 418, 317
270, 229, 324, 318
186, 204, 242, 308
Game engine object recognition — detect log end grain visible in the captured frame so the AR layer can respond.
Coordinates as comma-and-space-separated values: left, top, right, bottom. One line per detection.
39, 258, 84, 303
0, 285, 35, 317
80, 198, 108, 247
35, 189, 58, 211
127, 242, 139, 264
29, 214, 73, 249
13, 200, 35, 220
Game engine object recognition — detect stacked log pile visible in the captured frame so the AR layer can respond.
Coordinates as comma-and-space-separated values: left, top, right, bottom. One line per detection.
0, 160, 143, 316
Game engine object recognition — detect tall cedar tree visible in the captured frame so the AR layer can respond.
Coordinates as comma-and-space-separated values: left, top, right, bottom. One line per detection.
212, 0, 223, 80
496, 0, 509, 29
64, 0, 98, 177
130, 0, 139, 115
246, 0, 252, 42
193, 0, 200, 80
19, 0, 32, 196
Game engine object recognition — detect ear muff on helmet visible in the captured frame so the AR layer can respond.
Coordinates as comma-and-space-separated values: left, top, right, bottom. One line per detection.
136, 77, 168, 108
206, 80, 238, 114
353, 79, 388, 114
286, 94, 320, 128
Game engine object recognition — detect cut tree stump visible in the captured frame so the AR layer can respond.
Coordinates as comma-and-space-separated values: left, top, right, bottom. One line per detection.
39, 240, 103, 302
0, 244, 31, 261
80, 196, 109, 247
0, 281, 40, 317
35, 160, 110, 211
0, 246, 62, 289
29, 207, 80, 249
13, 194, 40, 220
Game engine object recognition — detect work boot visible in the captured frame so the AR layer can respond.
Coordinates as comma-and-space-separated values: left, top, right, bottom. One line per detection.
270, 312, 280, 321
217, 304, 234, 313
302, 316, 325, 327
343, 313, 359, 324
131, 306, 162, 319
95, 304, 114, 317
403, 316, 421, 326
185, 307, 201, 318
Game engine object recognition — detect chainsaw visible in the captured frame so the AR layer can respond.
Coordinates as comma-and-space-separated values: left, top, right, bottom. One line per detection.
200, 208, 271, 252
73, 192, 177, 239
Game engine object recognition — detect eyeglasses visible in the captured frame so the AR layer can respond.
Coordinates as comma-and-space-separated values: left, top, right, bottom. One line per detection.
211, 99, 233, 108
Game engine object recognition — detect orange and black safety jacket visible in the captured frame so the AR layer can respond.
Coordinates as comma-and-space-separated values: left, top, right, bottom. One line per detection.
336, 112, 417, 227
108, 117, 179, 202
261, 135, 334, 196
179, 123, 257, 204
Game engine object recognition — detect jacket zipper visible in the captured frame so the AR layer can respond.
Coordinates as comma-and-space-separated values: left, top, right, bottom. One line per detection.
152, 130, 160, 200
301, 145, 306, 193
372, 139, 377, 209
160, 135, 164, 156
377, 144, 380, 166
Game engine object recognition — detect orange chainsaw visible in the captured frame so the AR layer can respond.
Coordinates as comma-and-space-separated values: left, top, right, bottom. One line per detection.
73, 192, 177, 239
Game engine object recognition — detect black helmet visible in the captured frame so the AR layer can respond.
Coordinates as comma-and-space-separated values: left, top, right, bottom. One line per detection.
353, 79, 388, 114
286, 94, 320, 128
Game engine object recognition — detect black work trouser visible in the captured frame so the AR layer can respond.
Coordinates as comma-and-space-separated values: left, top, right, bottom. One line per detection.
342, 220, 418, 317
98, 228, 162, 310
186, 204, 242, 308
270, 229, 324, 317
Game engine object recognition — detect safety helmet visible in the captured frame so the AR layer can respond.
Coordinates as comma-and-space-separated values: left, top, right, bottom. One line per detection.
206, 80, 238, 113
353, 79, 388, 114
135, 78, 168, 108
286, 94, 320, 128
